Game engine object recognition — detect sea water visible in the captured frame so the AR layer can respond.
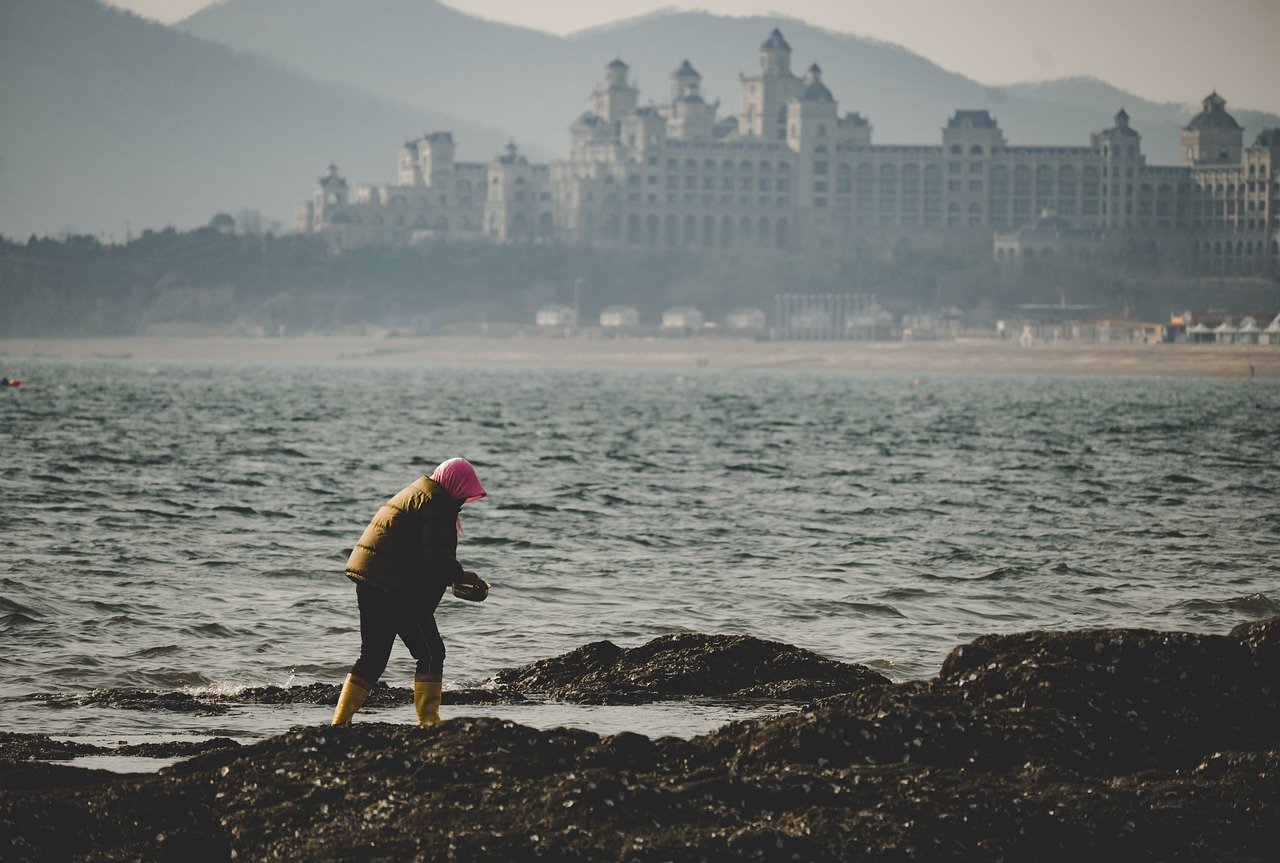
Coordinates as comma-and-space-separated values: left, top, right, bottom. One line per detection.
2, 358, 1277, 745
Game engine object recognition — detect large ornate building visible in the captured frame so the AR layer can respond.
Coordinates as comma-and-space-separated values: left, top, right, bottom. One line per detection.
295, 30, 1280, 277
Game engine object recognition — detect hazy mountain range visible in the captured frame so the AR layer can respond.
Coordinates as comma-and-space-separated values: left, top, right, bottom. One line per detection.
0, 0, 508, 238
3, 0, 1276, 238
177, 0, 1280, 164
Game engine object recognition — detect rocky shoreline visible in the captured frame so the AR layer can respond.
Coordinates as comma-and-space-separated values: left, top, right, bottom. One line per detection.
3, 619, 1277, 861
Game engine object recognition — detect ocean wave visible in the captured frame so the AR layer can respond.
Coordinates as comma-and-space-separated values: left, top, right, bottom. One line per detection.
1165, 594, 1280, 618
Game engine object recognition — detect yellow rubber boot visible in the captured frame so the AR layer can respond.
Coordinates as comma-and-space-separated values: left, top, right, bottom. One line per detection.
414, 674, 443, 726
332, 674, 371, 725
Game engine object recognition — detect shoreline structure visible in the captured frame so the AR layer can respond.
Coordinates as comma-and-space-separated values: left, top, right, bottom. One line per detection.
2, 618, 1277, 859
3, 335, 1280, 378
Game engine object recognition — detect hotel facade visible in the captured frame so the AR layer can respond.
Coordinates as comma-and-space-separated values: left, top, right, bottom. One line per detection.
296, 30, 1280, 278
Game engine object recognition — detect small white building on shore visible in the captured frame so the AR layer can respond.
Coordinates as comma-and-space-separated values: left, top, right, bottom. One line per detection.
661, 306, 704, 331
536, 304, 577, 327
599, 305, 640, 328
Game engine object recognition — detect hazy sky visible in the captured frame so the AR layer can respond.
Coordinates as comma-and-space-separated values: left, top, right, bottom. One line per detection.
110, 0, 1280, 113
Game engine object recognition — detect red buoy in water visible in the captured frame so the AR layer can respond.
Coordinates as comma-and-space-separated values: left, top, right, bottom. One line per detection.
6, 378, 19, 388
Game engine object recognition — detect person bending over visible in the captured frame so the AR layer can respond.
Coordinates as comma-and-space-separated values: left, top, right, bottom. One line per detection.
332, 458, 489, 726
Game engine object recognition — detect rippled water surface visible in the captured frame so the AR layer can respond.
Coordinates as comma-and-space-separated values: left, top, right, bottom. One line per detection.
2, 359, 1278, 743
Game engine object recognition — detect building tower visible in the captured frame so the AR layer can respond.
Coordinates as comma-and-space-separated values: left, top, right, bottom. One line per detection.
588, 58, 640, 127
313, 163, 347, 223
418, 132, 456, 188
786, 64, 838, 247
1181, 91, 1244, 166
739, 29, 802, 141
1091, 108, 1145, 229
667, 60, 716, 141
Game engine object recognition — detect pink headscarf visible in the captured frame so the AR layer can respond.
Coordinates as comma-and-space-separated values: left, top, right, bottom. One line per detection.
430, 458, 486, 536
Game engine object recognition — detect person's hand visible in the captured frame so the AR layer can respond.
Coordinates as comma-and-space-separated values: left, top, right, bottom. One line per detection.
458, 570, 489, 591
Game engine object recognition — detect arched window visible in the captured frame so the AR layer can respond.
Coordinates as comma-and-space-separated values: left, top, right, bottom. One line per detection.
757, 217, 771, 243
857, 163, 874, 195
1014, 164, 1031, 196
836, 163, 852, 195
991, 164, 1009, 195
1057, 165, 1075, 197
604, 214, 619, 239
950, 144, 962, 155
701, 215, 715, 247
720, 216, 733, 248
776, 217, 790, 249
1036, 165, 1053, 198
968, 202, 982, 226
924, 164, 941, 195
721, 160, 734, 172
971, 144, 983, 155
901, 164, 919, 196
740, 160, 753, 173
760, 161, 772, 173
664, 215, 678, 246
1082, 165, 1099, 196
778, 162, 790, 174
704, 159, 715, 172
538, 212, 554, 237
879, 163, 897, 196
685, 158, 697, 171
627, 214, 640, 243
815, 145, 828, 155
683, 215, 696, 246
947, 201, 961, 227
645, 214, 659, 245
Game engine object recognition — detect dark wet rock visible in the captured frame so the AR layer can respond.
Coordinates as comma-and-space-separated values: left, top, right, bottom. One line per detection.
114, 738, 241, 758
0, 732, 101, 761
59, 688, 232, 715
494, 633, 888, 704
1231, 614, 1280, 682
32, 683, 527, 715
0, 761, 127, 793
939, 625, 1278, 768
4, 624, 1279, 861
233, 682, 526, 706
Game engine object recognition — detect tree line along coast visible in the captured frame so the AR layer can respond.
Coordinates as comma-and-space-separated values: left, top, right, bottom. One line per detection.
0, 225, 1275, 340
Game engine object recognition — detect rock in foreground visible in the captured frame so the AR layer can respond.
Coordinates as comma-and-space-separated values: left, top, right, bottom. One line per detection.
494, 633, 889, 703
3, 618, 1278, 862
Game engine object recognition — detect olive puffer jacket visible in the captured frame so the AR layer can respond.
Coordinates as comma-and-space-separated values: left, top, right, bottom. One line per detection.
345, 477, 464, 603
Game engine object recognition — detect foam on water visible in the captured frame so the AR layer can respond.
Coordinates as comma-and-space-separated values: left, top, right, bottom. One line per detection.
1, 358, 1278, 744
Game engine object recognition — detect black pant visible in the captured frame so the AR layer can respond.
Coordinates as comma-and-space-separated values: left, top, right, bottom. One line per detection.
350, 581, 446, 684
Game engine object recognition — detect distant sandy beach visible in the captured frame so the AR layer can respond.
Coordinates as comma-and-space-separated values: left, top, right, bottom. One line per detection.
2, 335, 1279, 379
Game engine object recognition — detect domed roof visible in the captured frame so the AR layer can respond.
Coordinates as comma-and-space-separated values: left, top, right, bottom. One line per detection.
800, 64, 834, 103
607, 58, 628, 70
1186, 91, 1242, 131
802, 81, 834, 103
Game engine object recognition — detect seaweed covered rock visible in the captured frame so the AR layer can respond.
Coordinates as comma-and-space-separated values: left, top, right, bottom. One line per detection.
701, 680, 1098, 773
4, 721, 1278, 862
494, 633, 888, 703
1231, 614, 1280, 683
938, 627, 1274, 767
6, 624, 1279, 861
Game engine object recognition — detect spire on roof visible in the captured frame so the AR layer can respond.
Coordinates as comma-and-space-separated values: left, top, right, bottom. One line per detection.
761, 28, 790, 51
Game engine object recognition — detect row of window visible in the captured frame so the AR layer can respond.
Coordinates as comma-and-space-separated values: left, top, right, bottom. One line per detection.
660, 158, 794, 174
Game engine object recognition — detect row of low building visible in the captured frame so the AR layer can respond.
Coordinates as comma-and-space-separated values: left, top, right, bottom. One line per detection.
532, 301, 1280, 343
1172, 311, 1280, 343
537, 297, 912, 340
